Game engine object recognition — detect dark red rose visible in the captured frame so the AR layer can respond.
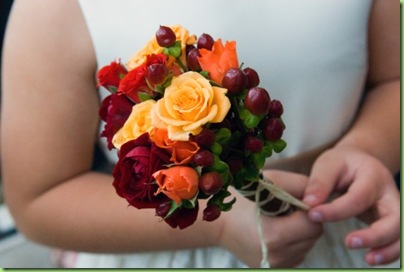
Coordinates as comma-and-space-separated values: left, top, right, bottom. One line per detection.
99, 93, 133, 149
118, 54, 167, 103
112, 133, 171, 209
164, 202, 199, 229
97, 60, 127, 93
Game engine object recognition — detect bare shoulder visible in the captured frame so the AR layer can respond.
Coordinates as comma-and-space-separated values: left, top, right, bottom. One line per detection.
367, 0, 400, 87
2, 0, 99, 208
4, 0, 96, 75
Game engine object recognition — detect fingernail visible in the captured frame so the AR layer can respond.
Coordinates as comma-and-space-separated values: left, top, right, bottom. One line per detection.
374, 254, 384, 265
303, 194, 317, 205
350, 237, 363, 248
309, 211, 322, 222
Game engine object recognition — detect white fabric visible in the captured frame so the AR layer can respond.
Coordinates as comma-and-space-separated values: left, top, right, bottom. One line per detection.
74, 0, 399, 268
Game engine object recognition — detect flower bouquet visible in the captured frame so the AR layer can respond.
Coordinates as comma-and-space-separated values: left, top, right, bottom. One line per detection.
97, 25, 308, 230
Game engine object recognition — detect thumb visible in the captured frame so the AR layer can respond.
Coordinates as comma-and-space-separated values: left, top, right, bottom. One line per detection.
303, 151, 345, 207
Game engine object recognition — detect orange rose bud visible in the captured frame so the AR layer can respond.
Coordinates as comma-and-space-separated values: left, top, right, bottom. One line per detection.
153, 166, 199, 204
197, 39, 239, 85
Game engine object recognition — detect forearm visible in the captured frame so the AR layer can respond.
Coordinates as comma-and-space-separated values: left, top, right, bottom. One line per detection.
334, 79, 400, 174
16, 171, 220, 253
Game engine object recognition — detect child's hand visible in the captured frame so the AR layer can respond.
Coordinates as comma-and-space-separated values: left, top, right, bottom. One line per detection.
303, 147, 400, 266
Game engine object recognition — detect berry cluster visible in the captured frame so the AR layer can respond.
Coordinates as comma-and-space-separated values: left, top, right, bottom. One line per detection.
155, 26, 287, 221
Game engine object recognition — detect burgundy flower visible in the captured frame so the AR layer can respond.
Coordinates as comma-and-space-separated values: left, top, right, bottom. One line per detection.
97, 60, 127, 93
112, 133, 171, 209
164, 202, 199, 229
99, 93, 133, 149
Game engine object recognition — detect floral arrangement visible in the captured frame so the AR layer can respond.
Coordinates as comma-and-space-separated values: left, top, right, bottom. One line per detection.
97, 25, 299, 229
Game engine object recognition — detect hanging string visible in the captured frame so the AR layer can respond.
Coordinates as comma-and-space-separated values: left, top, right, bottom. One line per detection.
238, 172, 310, 268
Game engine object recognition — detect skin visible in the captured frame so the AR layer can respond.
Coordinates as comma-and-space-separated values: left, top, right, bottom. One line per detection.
303, 0, 400, 266
1, 0, 399, 268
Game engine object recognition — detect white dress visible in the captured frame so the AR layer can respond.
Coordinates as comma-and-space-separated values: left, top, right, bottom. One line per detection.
70, 0, 399, 268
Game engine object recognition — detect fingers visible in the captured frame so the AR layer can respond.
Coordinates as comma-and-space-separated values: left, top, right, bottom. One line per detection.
306, 172, 377, 222
303, 151, 346, 207
262, 169, 308, 198
263, 211, 323, 268
365, 239, 401, 266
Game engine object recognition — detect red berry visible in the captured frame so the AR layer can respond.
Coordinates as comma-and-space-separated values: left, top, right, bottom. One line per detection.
222, 68, 247, 95
193, 150, 214, 167
146, 63, 169, 85
192, 128, 215, 148
156, 25, 176, 47
197, 33, 215, 50
245, 136, 264, 153
155, 202, 171, 217
186, 48, 202, 72
244, 87, 271, 116
262, 118, 284, 141
243, 67, 260, 88
268, 99, 284, 118
199, 172, 223, 195
203, 205, 221, 222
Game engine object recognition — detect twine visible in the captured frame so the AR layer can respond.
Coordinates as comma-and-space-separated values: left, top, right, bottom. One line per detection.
238, 175, 310, 268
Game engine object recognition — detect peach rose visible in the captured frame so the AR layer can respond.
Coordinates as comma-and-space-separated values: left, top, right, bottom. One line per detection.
112, 99, 156, 149
197, 39, 239, 85
154, 71, 231, 141
153, 166, 199, 205
151, 128, 200, 165
126, 25, 197, 70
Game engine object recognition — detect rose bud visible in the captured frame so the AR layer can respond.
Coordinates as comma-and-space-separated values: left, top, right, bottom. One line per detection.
199, 172, 223, 195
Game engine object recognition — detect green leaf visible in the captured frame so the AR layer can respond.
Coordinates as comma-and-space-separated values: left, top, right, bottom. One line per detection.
168, 41, 182, 58
210, 141, 222, 155
138, 92, 153, 102
273, 139, 287, 153
215, 128, 232, 145
261, 143, 273, 158
200, 71, 209, 78
240, 109, 261, 129
208, 190, 236, 212
165, 201, 181, 219
252, 153, 266, 169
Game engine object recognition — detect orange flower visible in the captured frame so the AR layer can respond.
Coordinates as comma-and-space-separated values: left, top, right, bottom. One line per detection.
153, 166, 199, 204
151, 128, 200, 165
197, 39, 239, 85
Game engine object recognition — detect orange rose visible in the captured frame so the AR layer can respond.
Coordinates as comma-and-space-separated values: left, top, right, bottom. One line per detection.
152, 128, 199, 165
197, 39, 239, 85
153, 166, 199, 204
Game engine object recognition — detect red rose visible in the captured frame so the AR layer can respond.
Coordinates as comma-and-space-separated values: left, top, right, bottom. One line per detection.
118, 54, 168, 103
97, 60, 127, 93
99, 93, 134, 149
112, 133, 171, 209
